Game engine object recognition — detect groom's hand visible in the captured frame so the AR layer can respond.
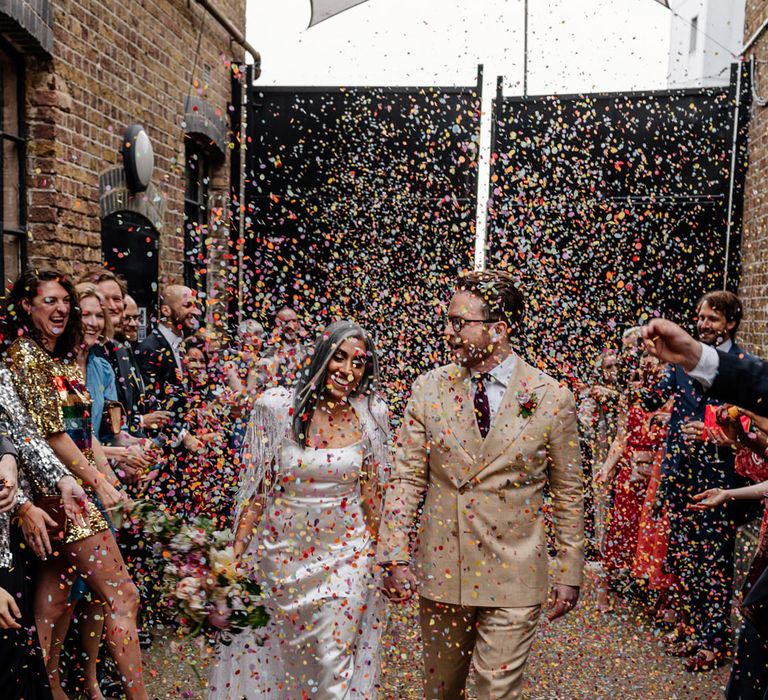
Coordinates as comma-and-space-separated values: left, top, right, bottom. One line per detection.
380, 562, 417, 603
547, 584, 580, 621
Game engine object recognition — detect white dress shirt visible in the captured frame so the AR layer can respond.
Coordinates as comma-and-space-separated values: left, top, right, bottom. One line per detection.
470, 352, 517, 422
157, 324, 184, 372
688, 338, 732, 389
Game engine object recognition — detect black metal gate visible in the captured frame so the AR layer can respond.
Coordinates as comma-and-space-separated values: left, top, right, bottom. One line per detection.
487, 63, 751, 381
243, 79, 482, 402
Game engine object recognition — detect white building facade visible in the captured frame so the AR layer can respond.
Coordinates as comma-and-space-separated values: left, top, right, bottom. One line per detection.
667, 0, 745, 88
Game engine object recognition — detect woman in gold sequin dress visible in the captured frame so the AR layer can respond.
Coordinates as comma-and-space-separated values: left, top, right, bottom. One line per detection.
4, 269, 148, 700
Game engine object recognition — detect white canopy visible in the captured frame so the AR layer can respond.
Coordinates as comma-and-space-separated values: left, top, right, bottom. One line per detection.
309, 0, 369, 27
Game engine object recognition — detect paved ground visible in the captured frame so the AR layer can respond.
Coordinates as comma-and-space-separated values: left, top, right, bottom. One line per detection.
143, 571, 730, 699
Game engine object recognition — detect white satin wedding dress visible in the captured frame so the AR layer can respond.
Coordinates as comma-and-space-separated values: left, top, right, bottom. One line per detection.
208, 388, 389, 699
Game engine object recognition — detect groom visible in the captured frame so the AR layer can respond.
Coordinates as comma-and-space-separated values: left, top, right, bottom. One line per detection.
378, 270, 585, 699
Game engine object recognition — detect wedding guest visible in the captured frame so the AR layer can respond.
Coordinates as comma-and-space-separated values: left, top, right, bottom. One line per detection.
122, 295, 171, 438
642, 291, 754, 671
3, 269, 148, 700
0, 366, 88, 700
689, 405, 768, 698
579, 348, 620, 611
138, 284, 202, 449
75, 284, 153, 482
596, 354, 668, 602
155, 335, 237, 528
209, 321, 390, 698
77, 287, 160, 659
263, 306, 310, 387
632, 398, 677, 625
223, 319, 275, 395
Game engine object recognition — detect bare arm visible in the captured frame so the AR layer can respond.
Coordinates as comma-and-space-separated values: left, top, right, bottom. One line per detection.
233, 463, 274, 559
47, 432, 125, 509
360, 455, 382, 541
594, 398, 629, 485
691, 479, 768, 511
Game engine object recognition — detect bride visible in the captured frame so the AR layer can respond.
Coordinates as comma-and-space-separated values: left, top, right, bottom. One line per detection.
208, 320, 391, 699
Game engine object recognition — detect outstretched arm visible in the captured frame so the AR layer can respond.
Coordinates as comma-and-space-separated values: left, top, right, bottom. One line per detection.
642, 319, 702, 371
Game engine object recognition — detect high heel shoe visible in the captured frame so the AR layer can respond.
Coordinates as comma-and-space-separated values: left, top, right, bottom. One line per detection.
663, 626, 697, 657
684, 648, 728, 673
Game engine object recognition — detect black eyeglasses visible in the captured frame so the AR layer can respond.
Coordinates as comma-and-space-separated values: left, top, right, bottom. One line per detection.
446, 316, 499, 334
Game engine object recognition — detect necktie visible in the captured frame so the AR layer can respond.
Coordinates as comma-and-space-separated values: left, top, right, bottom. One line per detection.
473, 373, 492, 438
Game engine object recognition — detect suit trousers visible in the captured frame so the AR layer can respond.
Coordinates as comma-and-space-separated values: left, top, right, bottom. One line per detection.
667, 489, 737, 651
419, 596, 541, 700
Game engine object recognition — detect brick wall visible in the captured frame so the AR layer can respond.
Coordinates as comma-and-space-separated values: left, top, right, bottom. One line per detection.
20, 0, 246, 290
739, 1, 768, 352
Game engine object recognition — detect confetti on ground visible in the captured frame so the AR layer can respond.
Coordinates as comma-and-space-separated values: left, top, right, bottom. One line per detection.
142, 569, 732, 700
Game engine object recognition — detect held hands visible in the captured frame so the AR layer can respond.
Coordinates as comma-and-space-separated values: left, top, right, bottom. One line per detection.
0, 586, 21, 629
641, 319, 702, 371
548, 584, 580, 622
0, 454, 18, 513
380, 562, 418, 603
17, 503, 56, 560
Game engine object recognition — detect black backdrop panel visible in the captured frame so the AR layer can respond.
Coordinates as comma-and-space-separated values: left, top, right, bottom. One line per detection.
244, 86, 480, 408
488, 65, 749, 381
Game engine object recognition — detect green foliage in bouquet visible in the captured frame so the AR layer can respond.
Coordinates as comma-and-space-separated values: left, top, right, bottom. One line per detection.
121, 500, 269, 639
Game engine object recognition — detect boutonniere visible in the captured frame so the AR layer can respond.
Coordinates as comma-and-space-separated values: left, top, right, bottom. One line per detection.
516, 390, 539, 418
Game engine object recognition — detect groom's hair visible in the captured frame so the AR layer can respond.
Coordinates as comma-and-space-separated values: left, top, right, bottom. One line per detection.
456, 270, 524, 336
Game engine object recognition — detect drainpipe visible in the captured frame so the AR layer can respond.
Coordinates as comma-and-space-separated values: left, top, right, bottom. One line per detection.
193, 0, 261, 76
723, 63, 743, 290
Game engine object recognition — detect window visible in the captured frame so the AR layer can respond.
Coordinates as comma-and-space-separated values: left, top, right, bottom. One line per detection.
102, 212, 159, 341
0, 40, 25, 287
184, 140, 209, 301
689, 16, 698, 54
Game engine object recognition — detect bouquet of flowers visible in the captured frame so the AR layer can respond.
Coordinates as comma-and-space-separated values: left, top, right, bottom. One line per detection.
123, 501, 269, 638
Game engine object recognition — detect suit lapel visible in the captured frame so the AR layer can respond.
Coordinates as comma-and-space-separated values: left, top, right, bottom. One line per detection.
462, 358, 549, 486
440, 365, 484, 473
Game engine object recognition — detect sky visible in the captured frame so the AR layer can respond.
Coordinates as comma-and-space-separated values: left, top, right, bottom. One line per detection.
246, 0, 672, 95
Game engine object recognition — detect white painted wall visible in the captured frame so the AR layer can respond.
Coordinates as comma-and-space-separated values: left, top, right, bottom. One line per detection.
667, 0, 744, 88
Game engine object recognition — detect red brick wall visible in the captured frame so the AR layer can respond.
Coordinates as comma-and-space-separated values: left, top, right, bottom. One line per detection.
23, 0, 246, 286
739, 1, 768, 352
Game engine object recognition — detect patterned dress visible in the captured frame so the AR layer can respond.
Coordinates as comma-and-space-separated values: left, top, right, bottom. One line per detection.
603, 402, 667, 576
6, 337, 108, 543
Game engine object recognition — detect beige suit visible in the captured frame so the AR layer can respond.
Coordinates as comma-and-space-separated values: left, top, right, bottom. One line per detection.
378, 355, 585, 698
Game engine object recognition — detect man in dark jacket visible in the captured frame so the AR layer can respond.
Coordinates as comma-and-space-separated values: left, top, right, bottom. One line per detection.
643, 315, 768, 696
643, 291, 755, 671
138, 284, 202, 448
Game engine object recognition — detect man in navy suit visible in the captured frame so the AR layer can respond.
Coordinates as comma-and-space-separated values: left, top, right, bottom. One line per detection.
642, 315, 768, 696
643, 290, 755, 672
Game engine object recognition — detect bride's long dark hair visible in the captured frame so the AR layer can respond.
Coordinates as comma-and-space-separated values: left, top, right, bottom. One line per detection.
291, 320, 381, 444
